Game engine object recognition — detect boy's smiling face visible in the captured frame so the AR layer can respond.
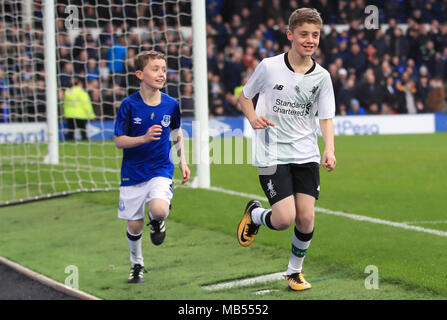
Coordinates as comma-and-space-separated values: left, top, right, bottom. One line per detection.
136, 58, 167, 90
287, 22, 321, 57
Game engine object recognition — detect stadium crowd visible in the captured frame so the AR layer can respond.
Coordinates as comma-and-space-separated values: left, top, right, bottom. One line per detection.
1, 0, 447, 123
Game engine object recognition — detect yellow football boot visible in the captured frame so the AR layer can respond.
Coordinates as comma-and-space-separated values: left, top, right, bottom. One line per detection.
237, 200, 261, 247
285, 272, 312, 291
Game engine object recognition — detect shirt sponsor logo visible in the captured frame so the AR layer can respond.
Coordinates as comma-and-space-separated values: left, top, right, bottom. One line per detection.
273, 98, 312, 117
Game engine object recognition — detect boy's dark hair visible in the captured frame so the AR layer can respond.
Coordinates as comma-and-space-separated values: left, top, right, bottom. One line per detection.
288, 8, 323, 32
134, 50, 166, 71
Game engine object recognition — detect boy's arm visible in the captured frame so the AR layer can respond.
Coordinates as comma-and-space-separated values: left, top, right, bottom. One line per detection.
171, 128, 190, 184
319, 119, 336, 172
115, 125, 162, 149
238, 91, 275, 129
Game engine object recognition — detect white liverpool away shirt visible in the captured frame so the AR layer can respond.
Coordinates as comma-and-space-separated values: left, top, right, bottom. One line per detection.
243, 52, 335, 167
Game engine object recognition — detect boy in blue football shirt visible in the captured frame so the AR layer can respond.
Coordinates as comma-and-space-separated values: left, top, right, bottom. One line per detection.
114, 50, 190, 283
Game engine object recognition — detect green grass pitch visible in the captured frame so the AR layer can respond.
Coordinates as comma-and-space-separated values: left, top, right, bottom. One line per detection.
0, 133, 446, 299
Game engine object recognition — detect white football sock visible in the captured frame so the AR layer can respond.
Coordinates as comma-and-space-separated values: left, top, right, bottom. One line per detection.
286, 228, 313, 275
126, 229, 143, 267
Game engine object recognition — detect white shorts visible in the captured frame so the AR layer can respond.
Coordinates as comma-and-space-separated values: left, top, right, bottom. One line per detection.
117, 177, 173, 221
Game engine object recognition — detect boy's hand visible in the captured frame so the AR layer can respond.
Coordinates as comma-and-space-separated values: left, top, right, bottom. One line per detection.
250, 116, 275, 129
143, 125, 162, 143
179, 162, 190, 184
322, 150, 336, 172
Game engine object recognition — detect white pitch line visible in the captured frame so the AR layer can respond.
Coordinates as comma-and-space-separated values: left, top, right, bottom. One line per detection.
254, 289, 279, 295
202, 272, 285, 291
402, 220, 447, 225
207, 185, 447, 238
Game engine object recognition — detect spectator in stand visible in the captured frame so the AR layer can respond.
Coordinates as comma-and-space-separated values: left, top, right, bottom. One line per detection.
210, 14, 228, 51
346, 1, 363, 22
427, 77, 445, 112
372, 29, 389, 58
274, 18, 291, 50
0, 68, 8, 98
209, 73, 225, 101
332, 67, 347, 99
206, 0, 223, 20
382, 76, 399, 113
225, 36, 244, 60
59, 62, 73, 89
345, 43, 367, 78
89, 88, 101, 120
167, 44, 180, 71
215, 51, 243, 93
0, 101, 9, 123
229, 14, 246, 43
381, 102, 395, 114
180, 84, 194, 118
242, 46, 257, 69
347, 98, 366, 115
356, 71, 382, 113
418, 40, 437, 75
107, 35, 127, 74
166, 71, 180, 100
210, 92, 225, 116
63, 77, 95, 141
436, 24, 447, 52
73, 49, 88, 76
98, 60, 110, 88
265, 0, 283, 21
390, 28, 409, 59
86, 58, 99, 85
402, 79, 419, 114
336, 73, 356, 115
233, 74, 248, 99
416, 73, 430, 107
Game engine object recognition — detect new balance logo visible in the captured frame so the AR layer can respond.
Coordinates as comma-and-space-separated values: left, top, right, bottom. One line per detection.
273, 84, 284, 90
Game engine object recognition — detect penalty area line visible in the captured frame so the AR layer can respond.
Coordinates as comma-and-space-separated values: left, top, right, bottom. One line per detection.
206, 186, 447, 238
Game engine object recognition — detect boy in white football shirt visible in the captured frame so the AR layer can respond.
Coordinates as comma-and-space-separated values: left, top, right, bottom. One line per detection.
237, 8, 336, 291
115, 51, 190, 283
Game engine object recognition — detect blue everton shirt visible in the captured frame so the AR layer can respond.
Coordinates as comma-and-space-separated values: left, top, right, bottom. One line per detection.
114, 91, 181, 186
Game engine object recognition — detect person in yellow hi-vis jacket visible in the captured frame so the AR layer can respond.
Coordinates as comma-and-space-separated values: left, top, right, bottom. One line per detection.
63, 77, 95, 141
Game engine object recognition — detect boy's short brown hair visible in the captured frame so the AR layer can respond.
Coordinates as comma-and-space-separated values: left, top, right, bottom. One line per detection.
134, 50, 166, 71
288, 8, 323, 32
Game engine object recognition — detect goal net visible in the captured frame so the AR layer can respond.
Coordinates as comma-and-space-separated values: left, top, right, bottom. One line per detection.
0, 0, 197, 206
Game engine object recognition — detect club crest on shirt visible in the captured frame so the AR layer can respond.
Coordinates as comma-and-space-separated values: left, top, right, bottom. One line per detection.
161, 114, 171, 127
